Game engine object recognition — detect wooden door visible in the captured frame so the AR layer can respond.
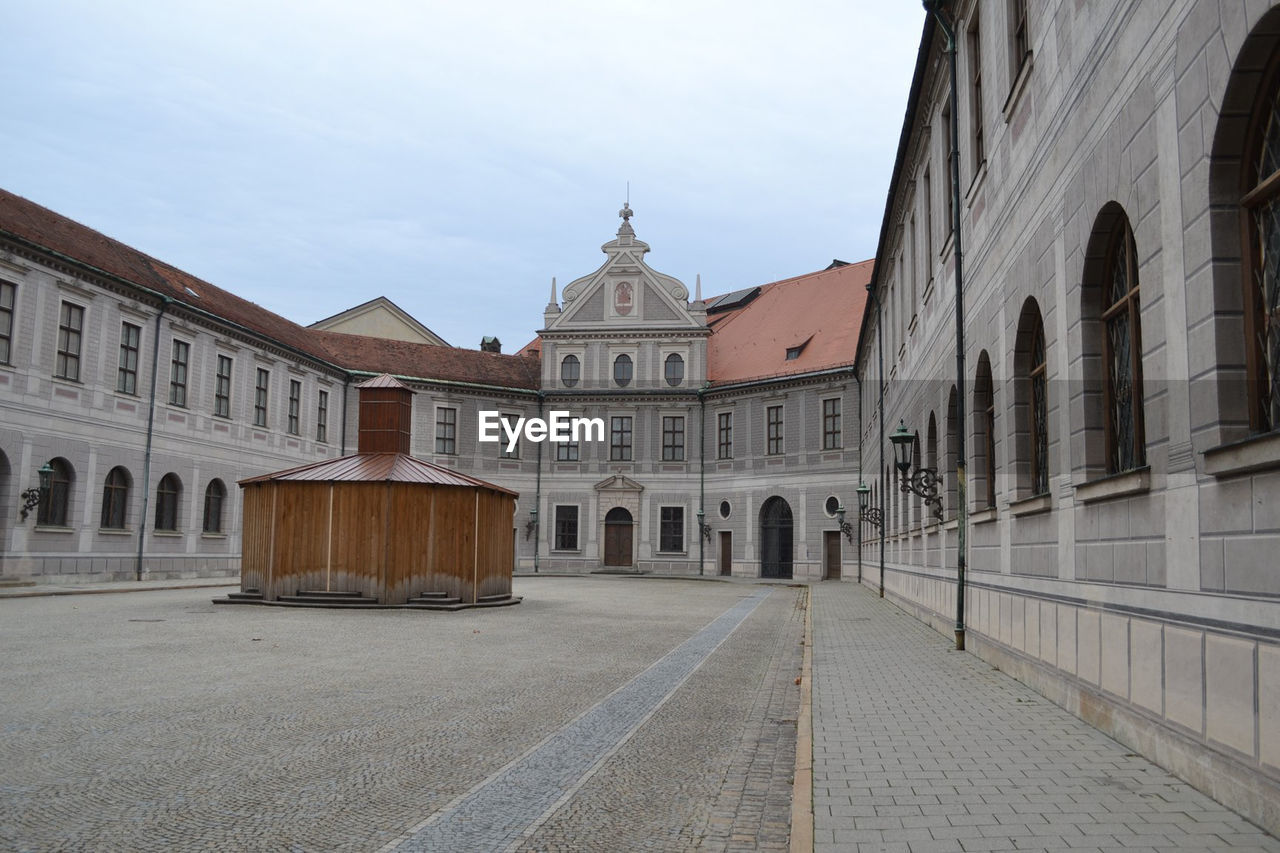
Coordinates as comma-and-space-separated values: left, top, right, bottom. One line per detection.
718, 531, 732, 576
824, 531, 841, 580
604, 507, 633, 567
760, 497, 793, 579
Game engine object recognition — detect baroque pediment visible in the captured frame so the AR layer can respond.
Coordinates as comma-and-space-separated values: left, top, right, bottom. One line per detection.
594, 473, 644, 493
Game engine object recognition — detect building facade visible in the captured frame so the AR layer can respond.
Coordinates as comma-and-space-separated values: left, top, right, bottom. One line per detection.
0, 191, 866, 585
857, 0, 1280, 833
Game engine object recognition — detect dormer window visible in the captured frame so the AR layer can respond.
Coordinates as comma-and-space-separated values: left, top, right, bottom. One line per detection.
614, 354, 633, 387
785, 346, 802, 361
665, 353, 684, 386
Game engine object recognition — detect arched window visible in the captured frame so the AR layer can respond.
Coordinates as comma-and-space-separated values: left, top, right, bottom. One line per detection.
1015, 299, 1049, 496
37, 457, 72, 527
974, 352, 996, 509
1083, 205, 1145, 475
613, 354, 633, 387
560, 354, 580, 388
1243, 54, 1280, 432
155, 473, 181, 532
100, 466, 131, 530
203, 479, 226, 534
664, 353, 684, 386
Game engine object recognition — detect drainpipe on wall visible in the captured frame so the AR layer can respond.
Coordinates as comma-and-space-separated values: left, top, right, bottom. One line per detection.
135, 297, 171, 582
855, 374, 863, 584
339, 374, 351, 455
532, 392, 544, 573
698, 389, 706, 576
924, 0, 968, 651
876, 288, 885, 598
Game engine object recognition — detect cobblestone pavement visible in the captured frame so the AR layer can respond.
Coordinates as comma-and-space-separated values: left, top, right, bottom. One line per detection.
811, 582, 1280, 853
0, 577, 801, 852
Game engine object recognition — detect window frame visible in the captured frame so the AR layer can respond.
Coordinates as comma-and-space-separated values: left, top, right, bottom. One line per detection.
822, 398, 842, 450
214, 355, 232, 418
155, 473, 181, 532
661, 415, 685, 461
203, 479, 226, 534
658, 505, 685, 553
1029, 321, 1049, 496
168, 339, 190, 408
968, 12, 985, 171
613, 353, 633, 387
117, 322, 141, 396
560, 354, 580, 388
499, 412, 521, 459
56, 300, 84, 381
0, 281, 14, 365
316, 389, 328, 443
664, 353, 685, 387
556, 439, 580, 461
1100, 221, 1146, 473
100, 466, 130, 530
254, 368, 270, 428
553, 504, 579, 551
766, 405, 784, 456
287, 379, 302, 436
609, 415, 633, 461
717, 411, 733, 459
435, 406, 458, 455
38, 458, 72, 527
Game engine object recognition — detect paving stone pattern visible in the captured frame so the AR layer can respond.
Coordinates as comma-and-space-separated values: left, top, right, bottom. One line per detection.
811, 582, 1280, 853
0, 578, 800, 852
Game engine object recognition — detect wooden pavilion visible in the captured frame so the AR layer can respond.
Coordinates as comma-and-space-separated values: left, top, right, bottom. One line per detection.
216, 374, 519, 609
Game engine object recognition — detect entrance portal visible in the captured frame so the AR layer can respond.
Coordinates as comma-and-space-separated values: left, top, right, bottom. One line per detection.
824, 530, 841, 580
604, 507, 633, 567
760, 497, 793, 579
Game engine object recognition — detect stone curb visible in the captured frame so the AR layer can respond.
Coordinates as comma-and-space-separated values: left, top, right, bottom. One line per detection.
789, 586, 814, 853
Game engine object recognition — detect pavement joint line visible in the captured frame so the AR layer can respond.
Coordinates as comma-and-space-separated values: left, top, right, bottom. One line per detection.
379, 588, 772, 853
791, 585, 814, 853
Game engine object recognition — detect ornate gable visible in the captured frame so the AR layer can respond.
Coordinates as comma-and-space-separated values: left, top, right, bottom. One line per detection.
544, 204, 706, 333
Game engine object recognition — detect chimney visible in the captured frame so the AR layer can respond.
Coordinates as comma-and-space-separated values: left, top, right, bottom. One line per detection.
480, 336, 502, 353
355, 374, 415, 454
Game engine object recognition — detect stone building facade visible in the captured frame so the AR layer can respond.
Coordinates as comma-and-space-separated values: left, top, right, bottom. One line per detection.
0, 191, 866, 585
857, 0, 1280, 833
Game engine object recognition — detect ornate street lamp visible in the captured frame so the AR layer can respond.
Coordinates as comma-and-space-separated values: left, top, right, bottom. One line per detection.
889, 420, 944, 523
696, 509, 712, 542
855, 482, 882, 528
525, 506, 538, 540
19, 462, 54, 521
834, 504, 854, 543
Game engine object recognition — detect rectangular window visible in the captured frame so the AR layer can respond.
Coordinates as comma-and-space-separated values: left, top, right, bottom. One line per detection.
554, 505, 579, 551
610, 416, 633, 461
766, 405, 783, 455
0, 281, 13, 364
287, 379, 301, 435
969, 14, 984, 169
662, 416, 685, 461
923, 167, 934, 265
316, 389, 328, 443
942, 101, 955, 236
717, 412, 733, 459
117, 322, 141, 395
56, 301, 84, 381
1009, 0, 1029, 76
823, 398, 842, 450
659, 506, 684, 553
169, 340, 189, 407
556, 440, 580, 461
254, 368, 269, 427
436, 407, 457, 454
499, 413, 521, 459
214, 355, 232, 418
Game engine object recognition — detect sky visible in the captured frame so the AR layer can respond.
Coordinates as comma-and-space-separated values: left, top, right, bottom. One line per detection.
5, 1, 925, 353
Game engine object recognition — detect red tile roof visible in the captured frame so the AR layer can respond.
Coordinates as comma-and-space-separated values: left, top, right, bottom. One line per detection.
239, 451, 518, 495
705, 259, 872, 384
0, 188, 541, 390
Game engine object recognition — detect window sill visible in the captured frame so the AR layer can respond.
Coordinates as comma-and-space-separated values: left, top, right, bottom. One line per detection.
922, 278, 935, 306
965, 160, 988, 208
970, 507, 997, 524
1009, 493, 1052, 517
1203, 430, 1280, 478
201, 533, 228, 540
1075, 466, 1150, 504
658, 551, 688, 556
943, 518, 958, 531
33, 525, 74, 534
98, 528, 133, 536
551, 549, 582, 555
1002, 51, 1034, 122
152, 531, 183, 538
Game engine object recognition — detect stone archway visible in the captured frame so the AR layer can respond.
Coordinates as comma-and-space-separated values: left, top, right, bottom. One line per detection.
760, 496, 793, 579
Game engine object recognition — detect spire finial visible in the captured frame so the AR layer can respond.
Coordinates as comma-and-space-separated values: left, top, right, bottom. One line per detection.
695, 273, 702, 301
550, 276, 557, 303
619, 201, 633, 222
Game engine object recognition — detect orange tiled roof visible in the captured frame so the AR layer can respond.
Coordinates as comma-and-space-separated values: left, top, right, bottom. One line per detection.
706, 259, 872, 384
0, 188, 541, 390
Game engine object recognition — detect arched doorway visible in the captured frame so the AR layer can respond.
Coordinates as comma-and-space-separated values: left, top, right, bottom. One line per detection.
604, 507, 633, 567
760, 496, 793, 579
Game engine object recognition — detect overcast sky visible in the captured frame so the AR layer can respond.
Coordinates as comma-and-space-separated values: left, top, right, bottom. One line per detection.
6, 1, 925, 353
